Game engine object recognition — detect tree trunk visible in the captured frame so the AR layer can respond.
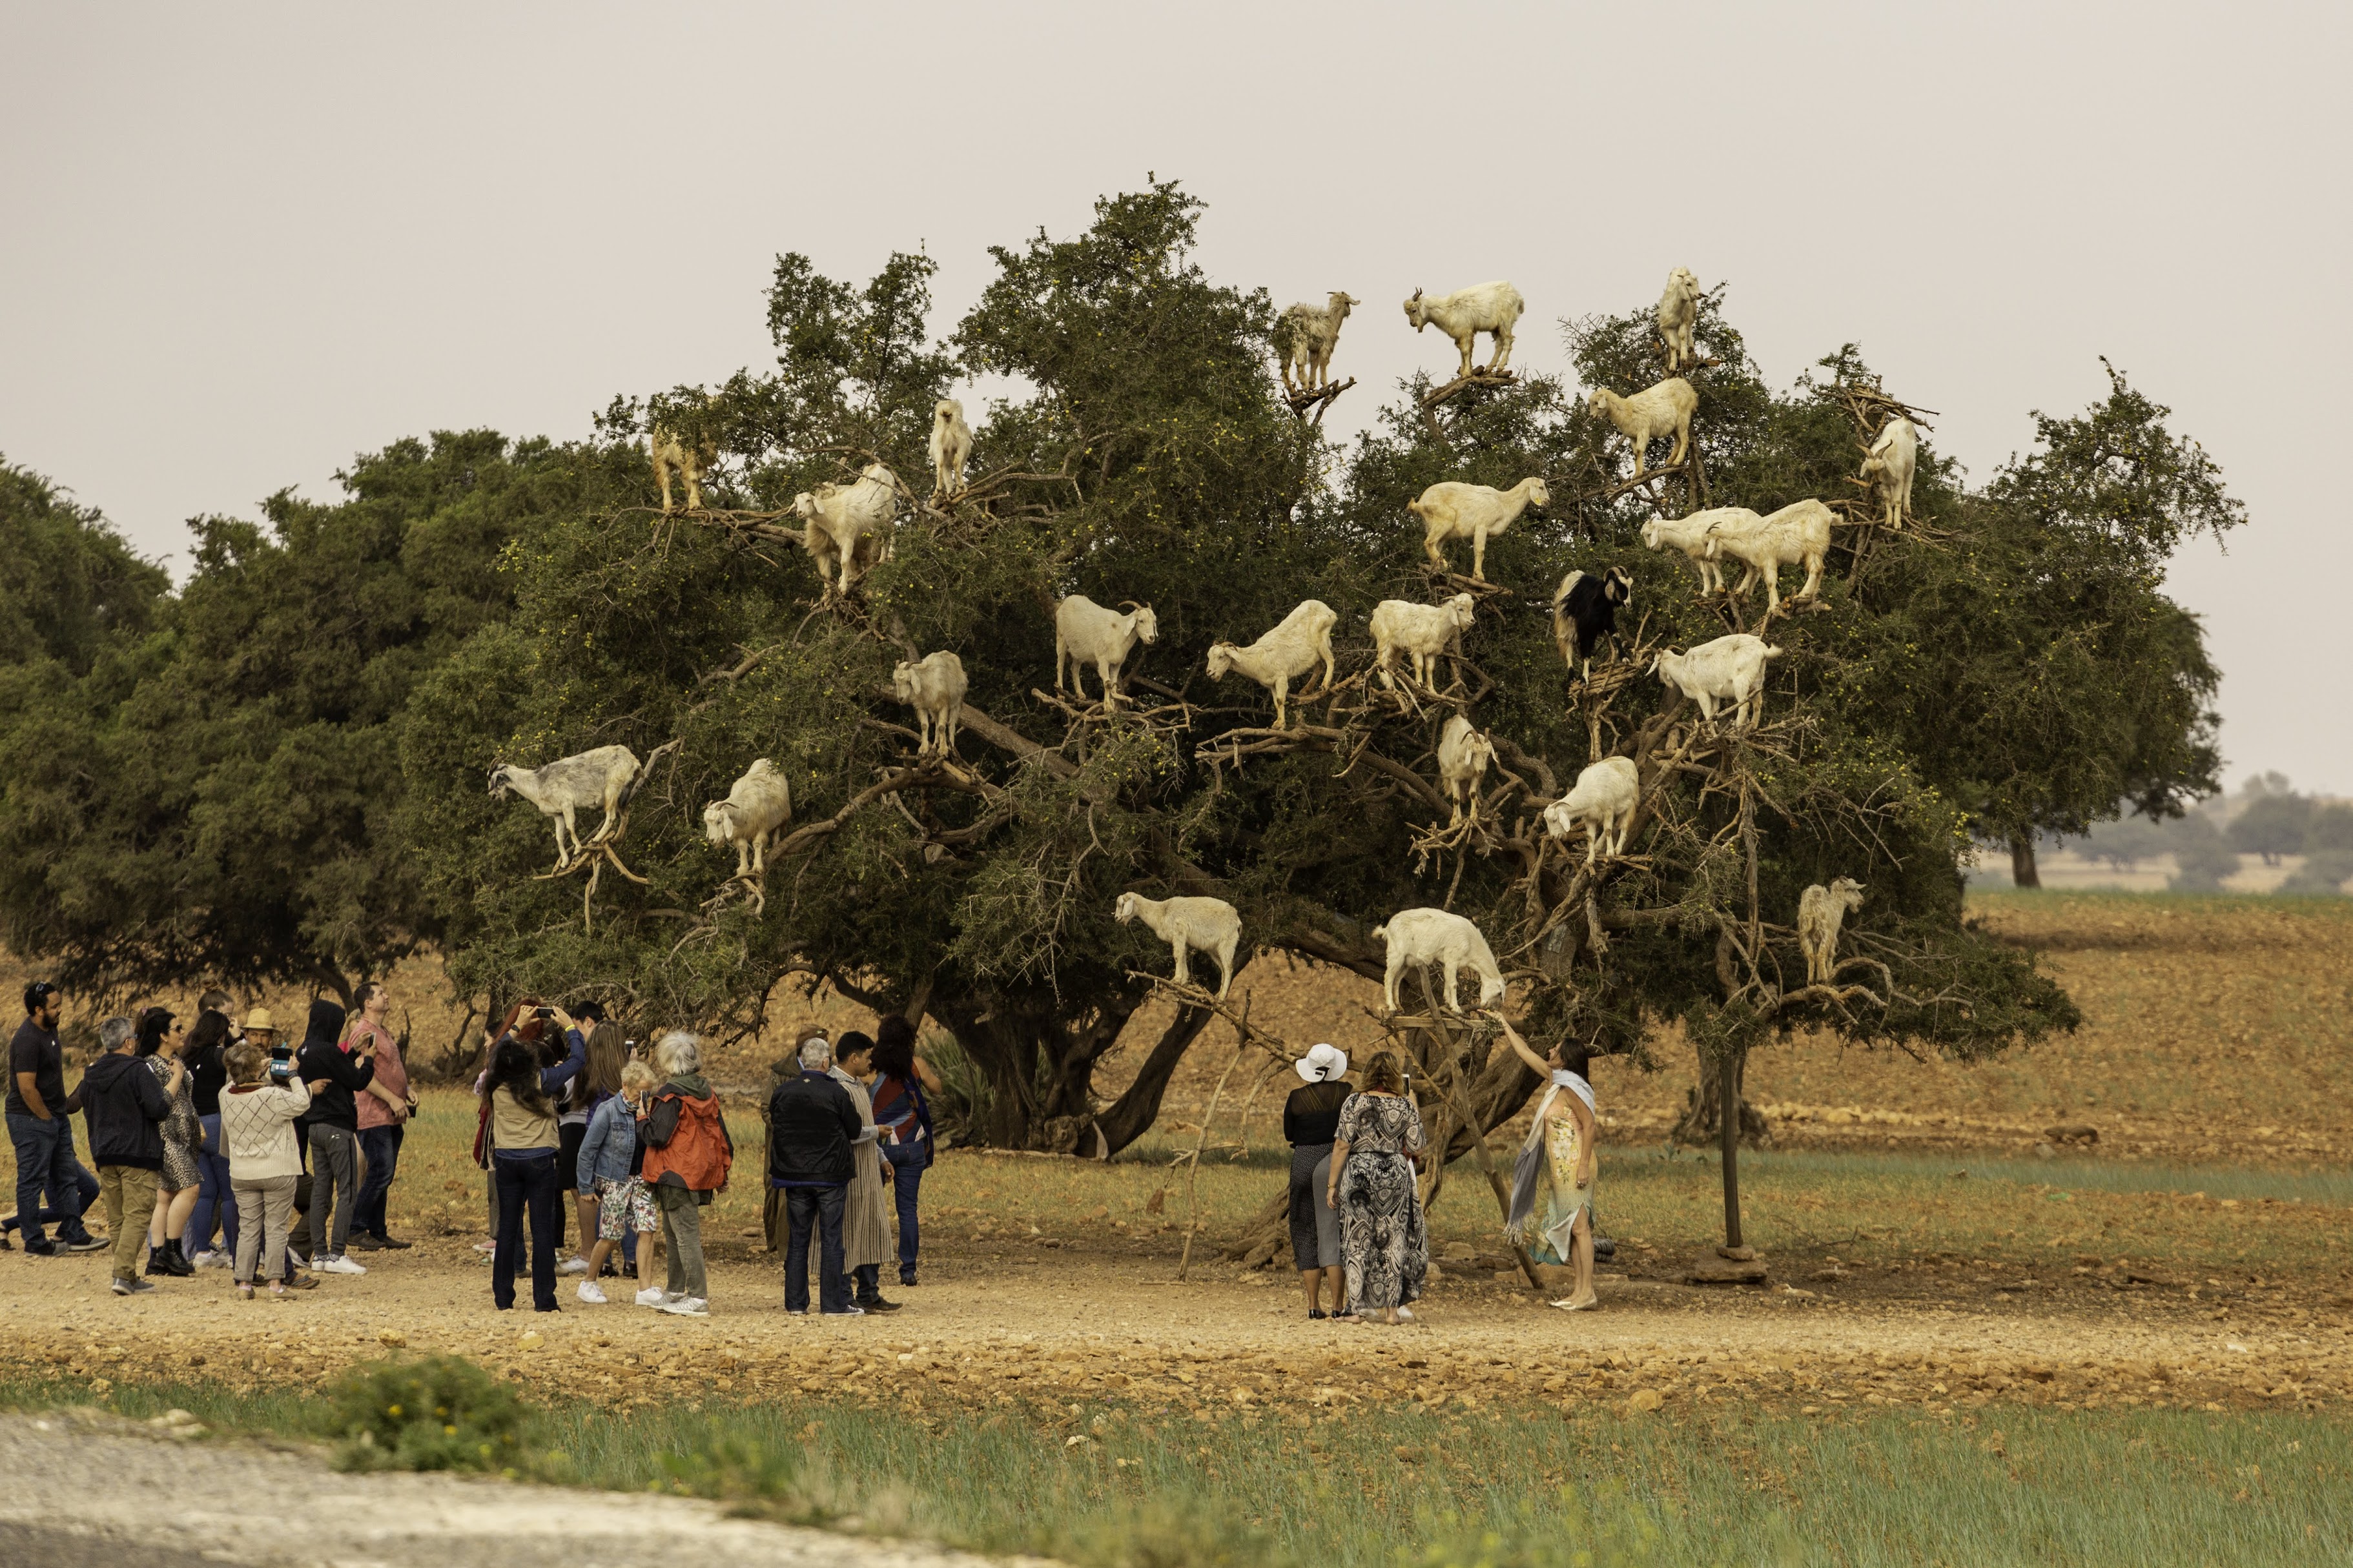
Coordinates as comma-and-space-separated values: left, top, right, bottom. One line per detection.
2009, 833, 2042, 889
1670, 1044, 1767, 1146
1719, 1048, 1744, 1250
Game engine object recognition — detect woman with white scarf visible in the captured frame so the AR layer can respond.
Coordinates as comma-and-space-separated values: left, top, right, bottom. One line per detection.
1490, 1013, 1599, 1312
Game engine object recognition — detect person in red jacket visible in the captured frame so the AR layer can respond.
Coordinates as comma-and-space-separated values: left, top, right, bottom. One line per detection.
638, 1032, 730, 1318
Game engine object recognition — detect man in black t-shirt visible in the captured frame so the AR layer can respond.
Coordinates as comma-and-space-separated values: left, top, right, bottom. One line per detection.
7, 982, 103, 1254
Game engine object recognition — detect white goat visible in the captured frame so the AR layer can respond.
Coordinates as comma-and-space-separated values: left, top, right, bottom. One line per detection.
1374, 908, 1508, 1013
1652, 633, 1783, 729
794, 463, 899, 595
1657, 267, 1700, 372
1798, 877, 1865, 986
1408, 476, 1550, 581
1587, 377, 1698, 475
1054, 595, 1159, 708
1403, 281, 1526, 378
1277, 292, 1358, 394
1369, 593, 1477, 691
1115, 891, 1241, 1000
1641, 509, 1743, 596
488, 745, 642, 870
892, 650, 969, 757
929, 400, 973, 502
650, 420, 715, 513
701, 759, 794, 880
1860, 416, 1917, 529
1703, 497, 1835, 613
1205, 599, 1337, 729
1436, 714, 1495, 827
1542, 756, 1640, 864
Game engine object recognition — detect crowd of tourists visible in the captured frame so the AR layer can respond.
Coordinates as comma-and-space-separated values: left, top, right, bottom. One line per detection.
12, 979, 939, 1319
1282, 1013, 1598, 1322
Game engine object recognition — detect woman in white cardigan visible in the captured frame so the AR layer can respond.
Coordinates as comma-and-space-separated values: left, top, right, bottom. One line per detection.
218, 1041, 313, 1299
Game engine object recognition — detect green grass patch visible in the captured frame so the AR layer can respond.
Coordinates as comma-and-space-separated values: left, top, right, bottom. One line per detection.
3, 1367, 2344, 1565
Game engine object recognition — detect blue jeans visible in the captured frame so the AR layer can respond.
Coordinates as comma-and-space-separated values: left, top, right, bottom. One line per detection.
183, 1114, 238, 1257
7, 1112, 94, 1246
883, 1139, 927, 1280
355, 1125, 403, 1237
492, 1152, 562, 1311
782, 1183, 849, 1312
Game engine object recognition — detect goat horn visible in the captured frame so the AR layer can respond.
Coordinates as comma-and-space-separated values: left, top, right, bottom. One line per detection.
1118, 600, 1145, 611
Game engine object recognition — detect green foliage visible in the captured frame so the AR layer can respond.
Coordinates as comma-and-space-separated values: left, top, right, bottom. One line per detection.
2307, 806, 2353, 855
316, 1355, 525, 1472
0, 456, 170, 675
2279, 850, 2353, 897
0, 433, 632, 1006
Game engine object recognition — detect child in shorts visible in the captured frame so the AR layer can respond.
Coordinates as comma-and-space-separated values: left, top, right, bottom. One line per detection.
574, 1060, 659, 1303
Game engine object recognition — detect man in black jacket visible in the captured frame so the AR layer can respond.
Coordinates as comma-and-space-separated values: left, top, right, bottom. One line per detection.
8, 981, 103, 1256
292, 1000, 375, 1276
79, 1015, 180, 1295
767, 1035, 862, 1316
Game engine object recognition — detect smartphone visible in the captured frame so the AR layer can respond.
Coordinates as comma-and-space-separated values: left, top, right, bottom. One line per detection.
534, 1006, 555, 1020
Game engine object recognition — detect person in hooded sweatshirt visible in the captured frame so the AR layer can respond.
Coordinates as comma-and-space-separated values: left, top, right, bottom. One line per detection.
638, 1031, 732, 1317
293, 999, 376, 1277
78, 1015, 181, 1296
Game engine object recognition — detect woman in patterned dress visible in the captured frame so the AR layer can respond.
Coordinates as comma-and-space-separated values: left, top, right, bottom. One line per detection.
1325, 1051, 1428, 1325
1492, 1013, 1598, 1311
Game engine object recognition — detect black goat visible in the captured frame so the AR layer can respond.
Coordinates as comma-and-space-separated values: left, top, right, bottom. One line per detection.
1552, 566, 1634, 678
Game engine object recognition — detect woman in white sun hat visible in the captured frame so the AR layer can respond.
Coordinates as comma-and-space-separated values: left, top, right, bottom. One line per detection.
1282, 1043, 1351, 1319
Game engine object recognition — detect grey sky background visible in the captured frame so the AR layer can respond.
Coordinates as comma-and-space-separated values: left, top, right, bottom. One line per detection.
5, 3, 2345, 792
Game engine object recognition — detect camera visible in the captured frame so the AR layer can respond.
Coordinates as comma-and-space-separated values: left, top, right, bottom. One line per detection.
267, 1044, 296, 1083
534, 1006, 555, 1020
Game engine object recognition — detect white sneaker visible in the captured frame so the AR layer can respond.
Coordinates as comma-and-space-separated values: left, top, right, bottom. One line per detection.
634, 1286, 669, 1307
577, 1281, 608, 1305
287, 1251, 311, 1269
316, 1255, 367, 1276
559, 1256, 590, 1276
188, 1250, 220, 1270
656, 1296, 708, 1317
821, 1303, 867, 1317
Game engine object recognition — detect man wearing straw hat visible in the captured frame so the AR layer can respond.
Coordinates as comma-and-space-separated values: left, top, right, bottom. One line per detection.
1283, 1043, 1352, 1320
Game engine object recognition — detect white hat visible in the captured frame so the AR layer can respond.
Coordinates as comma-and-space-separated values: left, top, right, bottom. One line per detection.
1294, 1043, 1349, 1083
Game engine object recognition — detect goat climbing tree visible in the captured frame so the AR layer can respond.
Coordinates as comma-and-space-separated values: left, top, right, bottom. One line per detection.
396, 181, 2235, 1252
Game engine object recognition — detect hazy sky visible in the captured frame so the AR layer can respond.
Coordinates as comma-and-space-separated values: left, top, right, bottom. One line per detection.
5, 3, 2345, 791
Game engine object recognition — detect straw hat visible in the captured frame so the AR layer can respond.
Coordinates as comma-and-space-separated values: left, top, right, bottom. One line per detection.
1293, 1043, 1349, 1083
241, 1006, 276, 1034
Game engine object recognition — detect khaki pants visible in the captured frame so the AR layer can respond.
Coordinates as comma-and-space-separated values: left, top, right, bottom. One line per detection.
98, 1166, 159, 1284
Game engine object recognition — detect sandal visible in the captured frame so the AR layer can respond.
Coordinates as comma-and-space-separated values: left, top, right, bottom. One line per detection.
238, 1283, 255, 1301
1308, 1308, 1327, 1320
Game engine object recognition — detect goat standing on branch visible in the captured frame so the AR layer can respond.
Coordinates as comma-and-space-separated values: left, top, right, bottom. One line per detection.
1404, 281, 1526, 377
702, 759, 794, 880
1798, 878, 1865, 985
1552, 566, 1633, 678
1642, 510, 1738, 598
1054, 595, 1159, 709
1658, 267, 1701, 372
489, 745, 643, 871
1860, 416, 1917, 529
1587, 376, 1697, 478
794, 463, 899, 596
1703, 497, 1835, 614
892, 650, 968, 758
1277, 291, 1357, 394
1116, 891, 1242, 1000
651, 420, 716, 513
1652, 633, 1782, 729
1370, 593, 1476, 691
1410, 476, 1549, 582
929, 399, 972, 502
1375, 908, 1507, 1013
1436, 714, 1496, 827
1205, 599, 1336, 729
1542, 756, 1639, 864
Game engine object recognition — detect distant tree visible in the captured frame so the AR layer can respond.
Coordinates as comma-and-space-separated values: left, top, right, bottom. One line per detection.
2075, 816, 2173, 872
2230, 794, 2314, 866
2166, 813, 2242, 891
2303, 805, 2353, 856
2279, 851, 2353, 897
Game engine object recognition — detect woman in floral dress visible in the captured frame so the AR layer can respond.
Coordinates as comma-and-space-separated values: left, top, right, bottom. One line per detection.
1325, 1051, 1427, 1325
1493, 1012, 1598, 1311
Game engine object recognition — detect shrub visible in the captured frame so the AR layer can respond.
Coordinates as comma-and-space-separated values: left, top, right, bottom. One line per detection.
2169, 836, 2241, 891
316, 1356, 526, 1472
2279, 849, 2353, 897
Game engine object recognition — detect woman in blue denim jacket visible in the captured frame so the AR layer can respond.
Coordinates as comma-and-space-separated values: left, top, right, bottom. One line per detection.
573, 1060, 657, 1304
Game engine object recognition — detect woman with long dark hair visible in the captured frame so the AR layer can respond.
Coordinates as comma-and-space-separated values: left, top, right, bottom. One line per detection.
1326, 1050, 1428, 1327
569, 1021, 627, 1272
136, 1008, 202, 1278
180, 1003, 238, 1268
480, 1033, 565, 1311
867, 1015, 938, 1288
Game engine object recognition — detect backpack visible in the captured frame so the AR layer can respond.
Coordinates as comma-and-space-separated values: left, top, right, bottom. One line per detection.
642, 1087, 732, 1193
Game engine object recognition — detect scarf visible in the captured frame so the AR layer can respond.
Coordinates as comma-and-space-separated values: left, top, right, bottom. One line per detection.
1505, 1070, 1596, 1245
